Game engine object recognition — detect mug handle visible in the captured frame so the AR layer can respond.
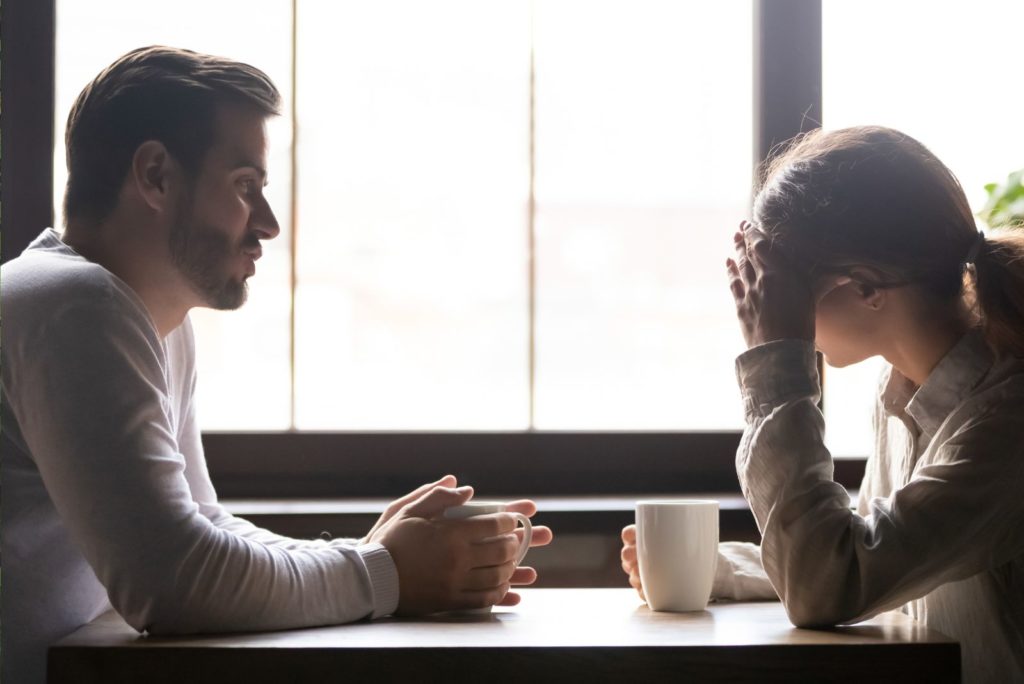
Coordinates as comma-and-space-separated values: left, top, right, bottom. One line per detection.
511, 513, 533, 565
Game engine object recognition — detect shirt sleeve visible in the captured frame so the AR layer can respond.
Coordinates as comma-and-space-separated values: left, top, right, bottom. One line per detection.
9, 292, 399, 635
734, 339, 1024, 627
712, 542, 778, 601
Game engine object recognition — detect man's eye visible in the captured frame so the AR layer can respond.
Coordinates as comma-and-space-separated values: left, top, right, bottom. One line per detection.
238, 179, 257, 194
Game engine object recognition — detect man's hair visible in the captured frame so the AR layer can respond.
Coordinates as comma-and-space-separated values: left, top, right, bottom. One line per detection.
63, 45, 281, 225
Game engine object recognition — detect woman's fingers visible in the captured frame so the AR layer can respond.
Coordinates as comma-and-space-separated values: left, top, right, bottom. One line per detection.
621, 543, 637, 565
628, 573, 646, 601
734, 226, 756, 284
726, 258, 745, 301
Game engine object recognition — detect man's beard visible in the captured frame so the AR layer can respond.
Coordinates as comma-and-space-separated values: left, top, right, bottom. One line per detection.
169, 197, 252, 310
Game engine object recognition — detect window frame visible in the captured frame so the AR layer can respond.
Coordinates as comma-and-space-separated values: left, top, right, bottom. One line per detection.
4, 0, 866, 499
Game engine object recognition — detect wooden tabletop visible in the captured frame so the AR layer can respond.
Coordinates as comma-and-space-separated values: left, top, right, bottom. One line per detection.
49, 588, 959, 683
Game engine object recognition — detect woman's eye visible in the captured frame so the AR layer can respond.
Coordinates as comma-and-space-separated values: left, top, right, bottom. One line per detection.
238, 179, 257, 194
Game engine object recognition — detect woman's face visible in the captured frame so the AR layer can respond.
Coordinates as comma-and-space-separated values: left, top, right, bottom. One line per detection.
812, 276, 884, 368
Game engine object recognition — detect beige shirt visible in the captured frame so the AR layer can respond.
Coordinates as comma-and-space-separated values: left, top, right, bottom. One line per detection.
715, 332, 1024, 684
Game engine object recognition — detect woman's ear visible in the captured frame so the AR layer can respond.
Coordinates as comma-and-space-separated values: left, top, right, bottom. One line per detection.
847, 267, 887, 312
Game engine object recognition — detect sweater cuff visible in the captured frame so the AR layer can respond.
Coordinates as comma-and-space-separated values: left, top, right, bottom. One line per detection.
735, 339, 819, 419
357, 543, 400, 618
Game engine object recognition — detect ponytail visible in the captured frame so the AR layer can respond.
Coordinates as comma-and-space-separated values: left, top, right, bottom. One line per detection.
970, 228, 1024, 357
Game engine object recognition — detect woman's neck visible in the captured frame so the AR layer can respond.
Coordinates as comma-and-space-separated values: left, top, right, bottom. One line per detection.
883, 295, 973, 387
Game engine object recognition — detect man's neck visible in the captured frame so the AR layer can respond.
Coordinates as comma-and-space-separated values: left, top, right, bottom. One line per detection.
63, 219, 193, 337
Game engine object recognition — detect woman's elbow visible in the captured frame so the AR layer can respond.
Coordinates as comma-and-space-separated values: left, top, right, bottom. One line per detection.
779, 585, 852, 628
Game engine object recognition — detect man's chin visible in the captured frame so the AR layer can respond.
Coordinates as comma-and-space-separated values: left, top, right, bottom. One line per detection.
205, 281, 248, 311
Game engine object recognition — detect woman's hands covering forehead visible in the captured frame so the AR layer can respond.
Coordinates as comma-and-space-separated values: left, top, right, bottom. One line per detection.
726, 220, 817, 349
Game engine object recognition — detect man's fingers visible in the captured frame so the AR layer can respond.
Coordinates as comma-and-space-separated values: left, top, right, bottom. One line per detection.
404, 485, 473, 518
495, 590, 522, 607
466, 533, 520, 566
464, 562, 516, 591
503, 499, 537, 517
457, 584, 512, 610
622, 524, 637, 543
510, 566, 538, 586
518, 524, 552, 548
393, 475, 458, 509
453, 512, 519, 539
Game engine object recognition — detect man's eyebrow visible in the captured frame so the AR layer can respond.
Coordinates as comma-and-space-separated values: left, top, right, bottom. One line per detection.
231, 160, 268, 179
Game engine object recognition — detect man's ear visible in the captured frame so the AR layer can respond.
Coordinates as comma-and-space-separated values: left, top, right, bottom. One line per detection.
847, 266, 887, 312
130, 140, 178, 213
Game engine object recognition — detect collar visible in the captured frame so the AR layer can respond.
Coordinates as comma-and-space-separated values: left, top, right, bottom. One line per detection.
880, 330, 993, 437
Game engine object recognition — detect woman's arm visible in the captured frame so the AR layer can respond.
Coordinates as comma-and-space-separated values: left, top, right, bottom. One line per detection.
736, 339, 1024, 627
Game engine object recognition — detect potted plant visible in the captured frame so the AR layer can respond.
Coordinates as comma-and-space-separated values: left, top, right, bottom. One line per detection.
978, 168, 1024, 229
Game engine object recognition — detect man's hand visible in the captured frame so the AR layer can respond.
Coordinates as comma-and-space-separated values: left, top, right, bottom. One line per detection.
726, 220, 815, 348
620, 524, 645, 601
360, 475, 459, 545
368, 483, 553, 614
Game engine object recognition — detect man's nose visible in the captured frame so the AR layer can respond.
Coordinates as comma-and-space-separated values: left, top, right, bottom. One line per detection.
251, 194, 281, 240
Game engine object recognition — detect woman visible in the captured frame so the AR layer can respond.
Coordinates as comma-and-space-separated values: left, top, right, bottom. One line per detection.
621, 126, 1024, 683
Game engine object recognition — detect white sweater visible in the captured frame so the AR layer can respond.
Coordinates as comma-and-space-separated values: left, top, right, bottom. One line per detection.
1, 229, 400, 684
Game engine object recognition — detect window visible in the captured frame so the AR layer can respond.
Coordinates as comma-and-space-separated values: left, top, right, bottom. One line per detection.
821, 0, 1024, 456
49, 1, 1005, 483
56, 0, 752, 434
53, 0, 295, 429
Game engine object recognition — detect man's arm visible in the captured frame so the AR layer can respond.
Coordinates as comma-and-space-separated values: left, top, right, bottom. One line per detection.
12, 294, 523, 633
12, 296, 401, 633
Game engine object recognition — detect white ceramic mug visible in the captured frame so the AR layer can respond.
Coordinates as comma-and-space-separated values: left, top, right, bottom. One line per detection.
636, 499, 719, 612
443, 501, 533, 565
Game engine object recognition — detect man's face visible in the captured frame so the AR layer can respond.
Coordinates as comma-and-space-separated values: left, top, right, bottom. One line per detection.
169, 105, 279, 310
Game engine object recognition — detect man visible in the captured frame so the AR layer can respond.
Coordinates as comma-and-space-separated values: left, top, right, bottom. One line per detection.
1, 46, 551, 683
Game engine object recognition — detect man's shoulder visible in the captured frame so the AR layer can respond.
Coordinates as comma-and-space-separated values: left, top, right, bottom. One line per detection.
3, 245, 116, 305
2, 248, 156, 353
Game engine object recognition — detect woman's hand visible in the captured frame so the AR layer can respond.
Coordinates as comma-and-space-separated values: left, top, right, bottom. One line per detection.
620, 524, 645, 601
726, 220, 816, 348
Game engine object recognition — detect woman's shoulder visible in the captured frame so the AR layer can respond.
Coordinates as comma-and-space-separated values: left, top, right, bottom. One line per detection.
947, 357, 1024, 457
972, 355, 1024, 413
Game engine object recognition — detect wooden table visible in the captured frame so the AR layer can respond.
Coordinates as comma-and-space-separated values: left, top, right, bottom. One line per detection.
49, 588, 959, 683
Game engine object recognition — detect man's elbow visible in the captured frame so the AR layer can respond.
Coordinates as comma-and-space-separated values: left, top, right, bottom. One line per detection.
108, 580, 207, 635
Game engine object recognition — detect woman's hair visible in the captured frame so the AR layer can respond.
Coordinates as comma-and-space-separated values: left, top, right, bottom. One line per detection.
64, 46, 281, 226
753, 125, 1024, 357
